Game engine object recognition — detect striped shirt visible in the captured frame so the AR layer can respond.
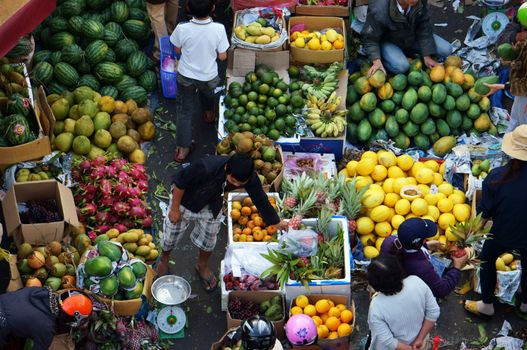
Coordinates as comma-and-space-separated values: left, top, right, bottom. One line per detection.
368, 275, 440, 350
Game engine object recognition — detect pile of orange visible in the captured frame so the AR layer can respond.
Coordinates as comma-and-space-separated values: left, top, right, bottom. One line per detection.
290, 295, 354, 340
230, 196, 278, 242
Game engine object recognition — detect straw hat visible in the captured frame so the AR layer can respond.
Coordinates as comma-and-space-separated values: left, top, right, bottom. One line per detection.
502, 125, 527, 161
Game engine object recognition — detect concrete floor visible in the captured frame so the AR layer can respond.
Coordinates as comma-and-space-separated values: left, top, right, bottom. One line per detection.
146, 2, 527, 349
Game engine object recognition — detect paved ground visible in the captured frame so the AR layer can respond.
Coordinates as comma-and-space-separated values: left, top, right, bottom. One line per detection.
145, 2, 527, 350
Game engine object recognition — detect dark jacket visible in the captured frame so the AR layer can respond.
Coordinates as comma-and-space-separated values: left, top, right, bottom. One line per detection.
0, 287, 57, 350
509, 40, 527, 97
497, 21, 523, 46
381, 236, 461, 298
362, 0, 436, 61
172, 155, 280, 225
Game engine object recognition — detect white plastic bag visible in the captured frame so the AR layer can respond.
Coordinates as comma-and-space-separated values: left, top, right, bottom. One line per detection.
279, 228, 318, 257
474, 265, 522, 305
224, 244, 277, 277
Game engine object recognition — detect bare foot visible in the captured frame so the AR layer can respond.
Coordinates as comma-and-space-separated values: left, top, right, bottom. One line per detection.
156, 260, 169, 276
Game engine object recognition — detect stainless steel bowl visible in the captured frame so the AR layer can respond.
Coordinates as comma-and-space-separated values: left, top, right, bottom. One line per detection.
151, 275, 191, 305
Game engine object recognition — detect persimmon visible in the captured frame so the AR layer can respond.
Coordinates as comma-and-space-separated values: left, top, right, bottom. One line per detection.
242, 227, 252, 236
243, 197, 253, 206
253, 230, 265, 241
250, 205, 258, 213
230, 209, 241, 220
233, 233, 240, 242
263, 235, 273, 242
238, 216, 248, 226
246, 235, 254, 242
253, 217, 264, 227
232, 201, 242, 210
241, 206, 252, 216
246, 220, 256, 229
267, 225, 277, 235
260, 229, 267, 236
233, 227, 242, 236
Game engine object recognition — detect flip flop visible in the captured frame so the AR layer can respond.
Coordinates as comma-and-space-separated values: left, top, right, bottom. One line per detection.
464, 300, 493, 320
195, 266, 218, 292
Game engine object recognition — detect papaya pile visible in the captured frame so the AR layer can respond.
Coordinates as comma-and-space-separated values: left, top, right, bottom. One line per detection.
78, 241, 148, 300
16, 241, 79, 291
346, 56, 498, 152
95, 228, 158, 262
49, 86, 154, 164
15, 164, 62, 182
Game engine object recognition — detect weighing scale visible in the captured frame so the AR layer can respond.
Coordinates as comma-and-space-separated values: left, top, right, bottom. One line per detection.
151, 275, 191, 339
480, 0, 511, 37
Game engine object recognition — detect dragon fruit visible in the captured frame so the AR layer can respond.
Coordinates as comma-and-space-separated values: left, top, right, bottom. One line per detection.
92, 155, 107, 167
128, 198, 143, 207
127, 187, 142, 198
112, 201, 130, 216
100, 197, 114, 208
136, 179, 148, 192
95, 211, 110, 224
95, 225, 110, 234
114, 183, 129, 198
130, 206, 147, 219
78, 159, 92, 173
90, 166, 107, 181
139, 216, 153, 228
113, 224, 127, 233
80, 203, 97, 216
100, 179, 113, 196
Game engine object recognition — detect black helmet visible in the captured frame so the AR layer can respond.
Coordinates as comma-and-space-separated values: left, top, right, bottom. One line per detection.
240, 315, 276, 350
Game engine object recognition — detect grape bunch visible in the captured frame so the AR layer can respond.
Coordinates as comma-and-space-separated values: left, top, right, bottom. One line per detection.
228, 297, 260, 320
20, 199, 62, 224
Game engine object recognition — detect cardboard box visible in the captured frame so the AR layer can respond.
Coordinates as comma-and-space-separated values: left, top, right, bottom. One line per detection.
227, 291, 286, 339
295, 0, 350, 17
96, 265, 156, 316
49, 333, 75, 350
0, 87, 52, 167
7, 254, 23, 292
210, 328, 239, 350
284, 217, 351, 304
2, 180, 79, 247
289, 294, 355, 350
354, 0, 368, 6
289, 17, 346, 64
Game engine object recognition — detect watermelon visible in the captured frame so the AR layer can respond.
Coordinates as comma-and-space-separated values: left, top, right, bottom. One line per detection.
60, 0, 84, 17
114, 39, 139, 61
138, 70, 157, 92
48, 17, 70, 33
49, 32, 75, 51
47, 81, 68, 95
33, 50, 52, 64
100, 8, 112, 23
84, 13, 105, 23
68, 16, 85, 35
95, 62, 124, 84
120, 86, 148, 106
126, 0, 146, 9
40, 28, 52, 48
114, 75, 137, 92
126, 51, 148, 77
61, 44, 84, 65
4, 114, 34, 146
110, 1, 129, 23
32, 62, 54, 85
87, 0, 109, 10
7, 94, 31, 116
78, 74, 101, 91
122, 19, 148, 41
6, 37, 33, 58
77, 58, 92, 74
105, 48, 116, 62
103, 29, 121, 47
100, 86, 119, 98
82, 19, 105, 40
105, 22, 123, 37
54, 62, 79, 87
49, 51, 63, 66
128, 8, 147, 21
85, 40, 109, 65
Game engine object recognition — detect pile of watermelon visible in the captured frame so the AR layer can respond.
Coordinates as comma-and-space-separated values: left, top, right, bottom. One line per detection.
345, 56, 498, 151
0, 93, 37, 147
31, 0, 156, 106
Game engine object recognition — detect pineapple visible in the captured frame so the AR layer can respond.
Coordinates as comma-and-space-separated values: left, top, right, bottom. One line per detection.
340, 177, 368, 234
288, 190, 318, 229
284, 196, 297, 209
449, 213, 491, 260
316, 208, 333, 242
280, 173, 316, 217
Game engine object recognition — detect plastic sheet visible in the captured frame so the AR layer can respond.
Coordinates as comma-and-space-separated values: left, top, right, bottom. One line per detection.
279, 228, 319, 257
231, 7, 290, 50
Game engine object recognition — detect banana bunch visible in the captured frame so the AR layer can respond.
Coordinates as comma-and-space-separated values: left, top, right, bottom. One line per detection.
302, 74, 338, 100
304, 92, 347, 138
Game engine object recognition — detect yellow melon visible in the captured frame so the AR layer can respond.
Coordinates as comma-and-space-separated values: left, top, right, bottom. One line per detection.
397, 154, 414, 171
453, 203, 470, 222
411, 198, 429, 216
438, 213, 456, 230
356, 217, 375, 235
362, 189, 385, 208
416, 167, 434, 184
395, 199, 411, 216
357, 158, 376, 176
370, 205, 391, 223
375, 222, 392, 237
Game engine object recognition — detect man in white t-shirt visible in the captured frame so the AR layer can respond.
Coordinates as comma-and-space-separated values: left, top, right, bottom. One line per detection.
170, 0, 229, 163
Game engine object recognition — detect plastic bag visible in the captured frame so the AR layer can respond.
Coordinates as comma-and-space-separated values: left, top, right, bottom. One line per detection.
474, 266, 522, 305
231, 7, 290, 50
279, 228, 318, 257
224, 244, 277, 277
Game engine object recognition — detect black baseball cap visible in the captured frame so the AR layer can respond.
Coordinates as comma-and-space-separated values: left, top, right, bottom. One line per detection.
398, 218, 437, 249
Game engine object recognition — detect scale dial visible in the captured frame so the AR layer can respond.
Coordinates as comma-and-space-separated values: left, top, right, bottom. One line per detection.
156, 306, 186, 334
482, 11, 509, 37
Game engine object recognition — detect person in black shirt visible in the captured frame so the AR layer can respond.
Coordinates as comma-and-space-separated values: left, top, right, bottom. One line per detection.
156, 153, 288, 291
465, 125, 527, 318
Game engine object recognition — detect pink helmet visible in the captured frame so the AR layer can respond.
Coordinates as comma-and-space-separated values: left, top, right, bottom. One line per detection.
285, 314, 317, 345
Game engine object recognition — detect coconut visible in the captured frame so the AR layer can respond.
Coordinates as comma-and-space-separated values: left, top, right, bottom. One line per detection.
25, 277, 42, 287
34, 267, 48, 282
261, 162, 273, 176
28, 251, 46, 269
253, 141, 262, 150
216, 139, 231, 155
17, 259, 33, 275
272, 162, 282, 171
46, 241, 63, 256
262, 147, 276, 162
231, 132, 245, 146
266, 171, 278, 183
250, 150, 261, 160
51, 263, 67, 278
45, 277, 62, 291
61, 275, 76, 289
65, 264, 76, 276
258, 174, 265, 185
237, 138, 253, 153
117, 135, 138, 154
254, 135, 267, 143
94, 129, 113, 149
254, 159, 264, 170
17, 242, 33, 259
45, 255, 60, 269
242, 131, 254, 140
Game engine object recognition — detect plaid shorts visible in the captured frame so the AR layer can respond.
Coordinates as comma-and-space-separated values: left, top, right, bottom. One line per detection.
161, 203, 222, 252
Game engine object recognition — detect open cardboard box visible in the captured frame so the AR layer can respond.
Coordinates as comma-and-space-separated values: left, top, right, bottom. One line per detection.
7, 254, 23, 292
0, 86, 52, 168
289, 17, 346, 64
2, 180, 79, 247
49, 333, 75, 350
210, 328, 239, 350
295, 0, 350, 17
227, 290, 286, 339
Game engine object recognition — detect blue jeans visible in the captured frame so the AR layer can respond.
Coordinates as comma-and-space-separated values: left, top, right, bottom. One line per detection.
381, 34, 453, 74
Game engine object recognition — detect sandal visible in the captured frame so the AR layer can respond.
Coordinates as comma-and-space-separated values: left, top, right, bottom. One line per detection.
464, 300, 493, 320
202, 110, 216, 124
195, 265, 218, 292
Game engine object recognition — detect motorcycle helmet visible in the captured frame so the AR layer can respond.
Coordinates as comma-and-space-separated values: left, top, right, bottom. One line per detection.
240, 315, 276, 350
285, 314, 317, 345
519, 2, 527, 27
59, 289, 93, 319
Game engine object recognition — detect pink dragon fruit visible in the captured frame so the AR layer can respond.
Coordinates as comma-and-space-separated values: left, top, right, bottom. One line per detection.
113, 224, 128, 233
92, 155, 107, 167
99, 179, 113, 196
127, 187, 142, 198
113, 201, 130, 216
105, 165, 117, 178
111, 158, 129, 172
108, 215, 120, 224
129, 164, 147, 180
100, 197, 114, 208
129, 206, 147, 219
78, 159, 92, 173
136, 179, 148, 192
80, 203, 97, 216
128, 198, 143, 207
95, 211, 110, 223
95, 224, 110, 234
139, 216, 153, 228
87, 231, 97, 241
90, 166, 107, 181
117, 171, 130, 183
114, 183, 129, 198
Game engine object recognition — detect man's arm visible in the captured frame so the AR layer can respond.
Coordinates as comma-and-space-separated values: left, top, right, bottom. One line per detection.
414, 0, 437, 57
410, 320, 435, 350
362, 12, 385, 63
168, 186, 185, 223
244, 174, 280, 226
416, 258, 461, 298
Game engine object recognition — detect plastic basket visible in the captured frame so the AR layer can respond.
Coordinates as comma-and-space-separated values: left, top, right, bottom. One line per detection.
159, 36, 177, 99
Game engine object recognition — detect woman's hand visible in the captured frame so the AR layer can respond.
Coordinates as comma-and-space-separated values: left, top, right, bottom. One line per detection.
425, 240, 442, 252
483, 83, 505, 97
411, 336, 425, 349
368, 59, 386, 77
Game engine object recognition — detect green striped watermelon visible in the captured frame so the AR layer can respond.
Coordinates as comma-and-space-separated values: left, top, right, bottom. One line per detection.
126, 51, 148, 77
100, 8, 112, 23
105, 48, 116, 62
114, 75, 137, 92
138, 70, 157, 92
82, 19, 105, 40
84, 13, 104, 23
68, 16, 85, 35
40, 28, 52, 48
48, 17, 70, 33
49, 51, 63, 66
60, 0, 84, 17
87, 0, 109, 11
78, 74, 101, 91
95, 62, 124, 84
77, 57, 92, 74
85, 40, 109, 65
110, 2, 129, 23
54, 62, 79, 87
61, 44, 84, 65
120, 86, 148, 106
122, 19, 149, 41
103, 29, 120, 47
6, 37, 32, 58
114, 39, 139, 61
32, 62, 54, 85
128, 8, 147, 21
100, 86, 119, 98
126, 0, 146, 10
33, 50, 52, 64
116, 62, 127, 73
47, 81, 69, 95
49, 32, 75, 51
105, 22, 123, 36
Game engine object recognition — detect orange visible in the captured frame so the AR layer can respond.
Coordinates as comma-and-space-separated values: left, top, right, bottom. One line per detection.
246, 235, 254, 242
241, 206, 252, 216
253, 217, 264, 227
250, 205, 258, 213
238, 217, 248, 225
315, 299, 331, 314
230, 209, 241, 220
320, 313, 329, 323
304, 304, 317, 317
263, 235, 273, 242
295, 295, 309, 308
328, 307, 341, 318
328, 331, 339, 339
253, 230, 265, 241
242, 227, 252, 236
267, 225, 277, 235
336, 304, 347, 312
246, 220, 256, 229
291, 306, 303, 315
317, 325, 329, 339
328, 300, 335, 308
243, 197, 253, 206
333, 40, 344, 49
232, 201, 242, 210
233, 233, 240, 242
325, 316, 341, 331
340, 309, 353, 323
250, 213, 259, 220
337, 323, 352, 337
312, 315, 323, 326
233, 227, 242, 236
239, 234, 247, 242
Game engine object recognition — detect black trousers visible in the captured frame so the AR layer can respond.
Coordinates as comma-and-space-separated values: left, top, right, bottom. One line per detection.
479, 239, 527, 304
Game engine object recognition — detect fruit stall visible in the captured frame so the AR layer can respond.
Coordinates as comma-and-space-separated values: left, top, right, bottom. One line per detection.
0, 0, 521, 348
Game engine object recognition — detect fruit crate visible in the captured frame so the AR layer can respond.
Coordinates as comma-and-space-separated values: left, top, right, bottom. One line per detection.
282, 151, 337, 180
231, 8, 288, 52
159, 36, 178, 99
227, 192, 282, 246
295, 0, 351, 17
284, 216, 352, 304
